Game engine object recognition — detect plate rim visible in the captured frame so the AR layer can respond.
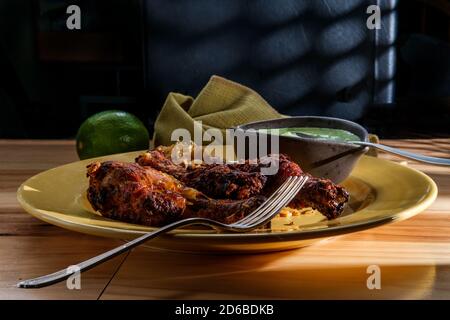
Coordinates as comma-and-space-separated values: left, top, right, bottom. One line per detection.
16, 153, 438, 242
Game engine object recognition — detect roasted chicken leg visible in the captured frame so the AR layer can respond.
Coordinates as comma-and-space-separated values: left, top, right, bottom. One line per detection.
87, 161, 266, 227
136, 146, 349, 219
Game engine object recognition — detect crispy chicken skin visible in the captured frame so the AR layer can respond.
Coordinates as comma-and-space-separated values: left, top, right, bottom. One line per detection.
136, 147, 349, 219
87, 161, 265, 226
87, 161, 186, 226
231, 154, 349, 219
136, 148, 267, 199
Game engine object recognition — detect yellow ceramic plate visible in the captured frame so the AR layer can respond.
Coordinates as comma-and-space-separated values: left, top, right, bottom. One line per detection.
17, 152, 437, 253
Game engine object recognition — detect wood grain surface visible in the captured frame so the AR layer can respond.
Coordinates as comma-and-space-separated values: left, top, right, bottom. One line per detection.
0, 139, 449, 300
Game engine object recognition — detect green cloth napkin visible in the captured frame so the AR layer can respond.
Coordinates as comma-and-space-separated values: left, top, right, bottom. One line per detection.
152, 75, 379, 157
153, 75, 283, 147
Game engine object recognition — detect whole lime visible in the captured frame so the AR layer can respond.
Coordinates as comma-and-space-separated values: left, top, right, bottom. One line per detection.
76, 110, 149, 160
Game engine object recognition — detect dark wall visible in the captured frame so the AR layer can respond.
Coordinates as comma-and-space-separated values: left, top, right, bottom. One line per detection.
0, 0, 143, 138
0, 0, 449, 139
142, 0, 382, 119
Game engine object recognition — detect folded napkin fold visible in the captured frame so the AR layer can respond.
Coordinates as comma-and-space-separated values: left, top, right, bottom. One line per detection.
153, 75, 283, 147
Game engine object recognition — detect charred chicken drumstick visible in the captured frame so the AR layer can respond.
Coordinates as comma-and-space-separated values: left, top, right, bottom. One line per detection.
136, 146, 349, 219
87, 161, 265, 227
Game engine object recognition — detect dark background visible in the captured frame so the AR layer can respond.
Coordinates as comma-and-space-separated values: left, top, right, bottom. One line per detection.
0, 0, 449, 139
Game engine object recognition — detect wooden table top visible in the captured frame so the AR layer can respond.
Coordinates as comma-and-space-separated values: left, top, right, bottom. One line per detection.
0, 139, 449, 300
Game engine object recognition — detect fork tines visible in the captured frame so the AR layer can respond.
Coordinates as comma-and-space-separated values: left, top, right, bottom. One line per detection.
232, 175, 309, 228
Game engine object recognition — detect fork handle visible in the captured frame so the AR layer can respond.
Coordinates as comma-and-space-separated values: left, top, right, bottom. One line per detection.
17, 218, 221, 289
351, 141, 450, 166
18, 177, 302, 289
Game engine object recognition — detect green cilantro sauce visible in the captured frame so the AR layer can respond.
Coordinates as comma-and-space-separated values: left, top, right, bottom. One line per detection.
258, 127, 360, 142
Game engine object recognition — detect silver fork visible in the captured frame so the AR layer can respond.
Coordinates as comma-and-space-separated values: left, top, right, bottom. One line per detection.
18, 175, 308, 289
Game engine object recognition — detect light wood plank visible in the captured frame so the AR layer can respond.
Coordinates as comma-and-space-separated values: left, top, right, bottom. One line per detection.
100, 210, 450, 300
0, 139, 449, 299
101, 138, 450, 300
0, 140, 127, 299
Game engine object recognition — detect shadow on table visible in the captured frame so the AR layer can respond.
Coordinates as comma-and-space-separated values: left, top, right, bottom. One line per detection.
100, 248, 448, 299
